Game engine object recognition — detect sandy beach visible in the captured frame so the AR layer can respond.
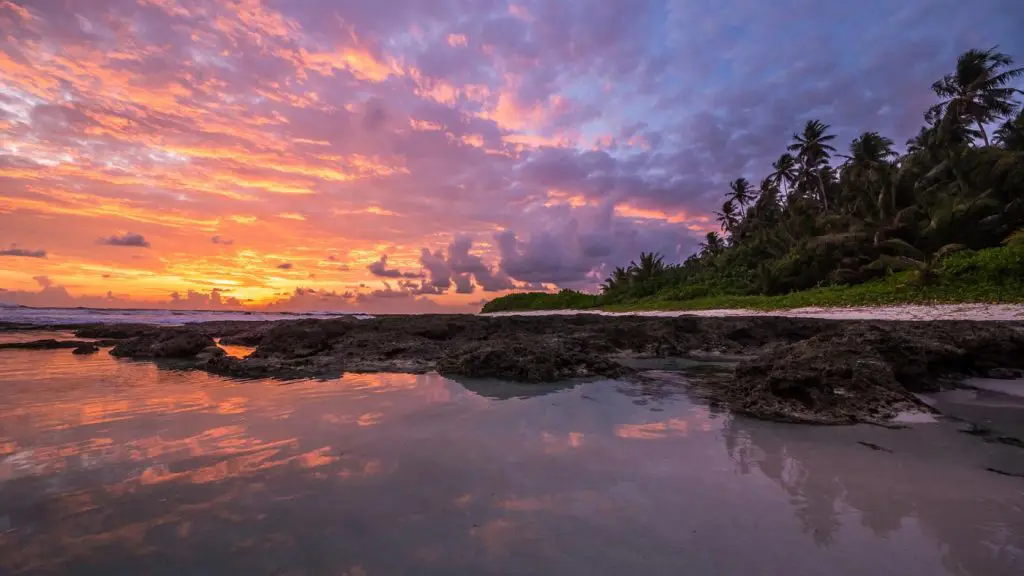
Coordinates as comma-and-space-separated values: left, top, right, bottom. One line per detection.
486, 303, 1024, 322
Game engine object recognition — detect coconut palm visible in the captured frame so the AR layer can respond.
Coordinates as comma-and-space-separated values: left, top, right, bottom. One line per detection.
600, 266, 632, 293
842, 132, 898, 176
699, 232, 725, 257
754, 178, 782, 222
788, 120, 837, 209
994, 109, 1024, 150
629, 252, 665, 282
727, 177, 755, 208
770, 153, 798, 198
715, 200, 739, 232
928, 47, 1024, 146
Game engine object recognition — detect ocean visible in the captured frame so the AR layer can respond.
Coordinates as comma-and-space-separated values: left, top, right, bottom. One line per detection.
0, 304, 371, 326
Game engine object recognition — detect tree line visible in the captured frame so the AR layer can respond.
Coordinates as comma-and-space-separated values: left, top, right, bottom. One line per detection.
600, 47, 1024, 302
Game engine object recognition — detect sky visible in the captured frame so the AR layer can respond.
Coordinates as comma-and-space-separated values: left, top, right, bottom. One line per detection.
2, 0, 1023, 313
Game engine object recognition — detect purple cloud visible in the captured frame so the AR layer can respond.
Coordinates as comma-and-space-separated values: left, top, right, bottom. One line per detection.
368, 255, 423, 279
97, 233, 151, 248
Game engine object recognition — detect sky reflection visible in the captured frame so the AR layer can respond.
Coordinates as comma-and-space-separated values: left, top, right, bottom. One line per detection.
0, 349, 1021, 574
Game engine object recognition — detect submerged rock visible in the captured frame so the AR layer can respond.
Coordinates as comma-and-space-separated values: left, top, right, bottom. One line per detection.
200, 354, 344, 379
74, 324, 156, 339
72, 343, 100, 355
195, 346, 226, 361
110, 329, 214, 359
0, 339, 97, 351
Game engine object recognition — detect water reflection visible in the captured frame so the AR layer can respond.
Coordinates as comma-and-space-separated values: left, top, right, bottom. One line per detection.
0, 349, 1021, 574
723, 417, 1024, 575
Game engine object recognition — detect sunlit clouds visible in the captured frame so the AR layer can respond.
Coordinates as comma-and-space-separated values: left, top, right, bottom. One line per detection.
1, 0, 1021, 311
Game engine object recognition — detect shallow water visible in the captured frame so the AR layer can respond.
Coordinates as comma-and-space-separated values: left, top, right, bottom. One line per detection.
1, 347, 1022, 575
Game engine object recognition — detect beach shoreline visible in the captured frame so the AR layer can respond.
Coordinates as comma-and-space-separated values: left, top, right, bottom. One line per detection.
3, 312, 1023, 426
483, 303, 1024, 322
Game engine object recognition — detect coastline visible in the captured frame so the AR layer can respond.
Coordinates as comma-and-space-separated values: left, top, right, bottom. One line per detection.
483, 303, 1024, 322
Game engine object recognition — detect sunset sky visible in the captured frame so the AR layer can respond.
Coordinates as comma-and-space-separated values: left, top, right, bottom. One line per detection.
2, 0, 1022, 312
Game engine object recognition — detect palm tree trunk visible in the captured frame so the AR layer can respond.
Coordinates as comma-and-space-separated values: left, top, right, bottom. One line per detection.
817, 174, 829, 211
976, 120, 989, 146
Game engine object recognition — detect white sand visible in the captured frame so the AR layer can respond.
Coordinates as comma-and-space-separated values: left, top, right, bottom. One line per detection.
486, 303, 1024, 322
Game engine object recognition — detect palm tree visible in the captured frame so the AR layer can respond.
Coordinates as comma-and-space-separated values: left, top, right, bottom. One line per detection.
755, 178, 781, 222
840, 132, 899, 212
715, 200, 739, 232
869, 239, 967, 285
994, 109, 1024, 150
842, 132, 897, 173
770, 153, 798, 198
788, 120, 837, 209
629, 252, 665, 282
727, 177, 755, 208
928, 47, 1024, 146
699, 232, 725, 257
600, 266, 632, 293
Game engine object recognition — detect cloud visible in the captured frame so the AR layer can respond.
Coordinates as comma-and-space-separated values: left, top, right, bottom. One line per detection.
97, 232, 151, 248
261, 285, 473, 314
169, 288, 243, 309
277, 262, 294, 270
0, 246, 46, 258
415, 236, 512, 293
367, 255, 423, 279
0, 0, 1020, 311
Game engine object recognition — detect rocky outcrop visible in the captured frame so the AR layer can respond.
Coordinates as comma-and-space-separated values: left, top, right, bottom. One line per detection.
110, 329, 215, 359
72, 344, 100, 355
0, 339, 97, 350
437, 337, 631, 382
8, 314, 1018, 425
74, 324, 157, 339
200, 354, 344, 380
719, 322, 1024, 424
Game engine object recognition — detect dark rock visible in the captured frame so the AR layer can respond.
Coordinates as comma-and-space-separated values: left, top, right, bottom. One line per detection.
986, 467, 1024, 478
195, 346, 226, 361
110, 329, 214, 359
247, 319, 351, 358
46, 315, 1024, 425
72, 344, 100, 355
728, 335, 917, 424
717, 322, 1024, 424
217, 330, 265, 346
200, 355, 343, 379
857, 441, 893, 453
437, 337, 631, 382
74, 324, 156, 339
985, 367, 1023, 380
0, 339, 96, 350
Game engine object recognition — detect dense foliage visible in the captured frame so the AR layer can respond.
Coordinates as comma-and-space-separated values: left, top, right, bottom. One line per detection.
483, 48, 1024, 312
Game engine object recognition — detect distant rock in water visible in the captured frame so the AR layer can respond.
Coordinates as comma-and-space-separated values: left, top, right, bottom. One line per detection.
74, 324, 157, 339
195, 346, 226, 361
110, 329, 214, 359
0, 339, 96, 351
72, 343, 99, 355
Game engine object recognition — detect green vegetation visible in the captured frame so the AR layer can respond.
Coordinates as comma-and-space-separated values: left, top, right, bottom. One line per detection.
481, 289, 602, 312
483, 48, 1024, 313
